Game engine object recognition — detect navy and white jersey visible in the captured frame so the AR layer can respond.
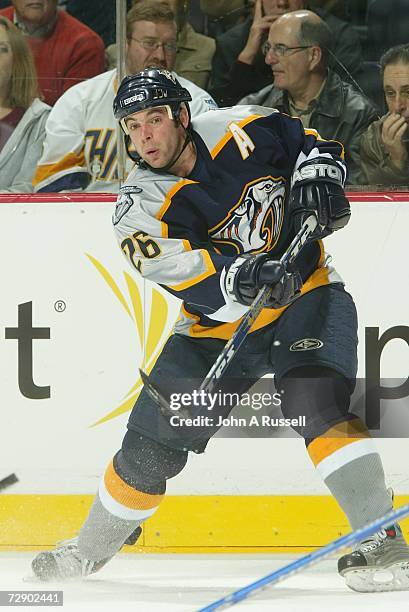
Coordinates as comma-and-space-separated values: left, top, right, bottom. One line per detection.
113, 105, 345, 340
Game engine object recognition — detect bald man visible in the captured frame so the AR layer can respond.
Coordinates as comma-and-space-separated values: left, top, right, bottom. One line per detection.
210, 0, 362, 104
239, 10, 377, 183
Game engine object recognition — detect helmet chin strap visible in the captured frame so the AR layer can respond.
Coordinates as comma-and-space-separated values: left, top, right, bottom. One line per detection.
147, 127, 193, 174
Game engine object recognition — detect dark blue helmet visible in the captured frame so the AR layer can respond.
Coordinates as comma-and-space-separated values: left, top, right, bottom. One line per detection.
113, 68, 192, 130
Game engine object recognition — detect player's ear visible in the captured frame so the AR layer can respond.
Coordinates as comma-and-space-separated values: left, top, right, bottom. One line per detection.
179, 104, 190, 129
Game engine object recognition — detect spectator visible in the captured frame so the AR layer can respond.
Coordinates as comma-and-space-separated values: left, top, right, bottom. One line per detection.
210, 0, 362, 106
106, 1, 216, 89
0, 0, 105, 106
0, 16, 50, 192
200, 0, 252, 36
33, 1, 217, 193
361, 44, 409, 186
239, 10, 377, 184
172, 0, 216, 89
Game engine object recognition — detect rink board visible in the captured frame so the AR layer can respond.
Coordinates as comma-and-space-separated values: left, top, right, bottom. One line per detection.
1, 494, 409, 553
0, 193, 408, 551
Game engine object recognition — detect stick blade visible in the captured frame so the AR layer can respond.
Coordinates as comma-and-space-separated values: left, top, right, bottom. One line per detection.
139, 368, 173, 417
0, 473, 19, 492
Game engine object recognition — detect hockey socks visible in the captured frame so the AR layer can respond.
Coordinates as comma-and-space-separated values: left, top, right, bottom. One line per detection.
78, 459, 164, 562
307, 418, 393, 529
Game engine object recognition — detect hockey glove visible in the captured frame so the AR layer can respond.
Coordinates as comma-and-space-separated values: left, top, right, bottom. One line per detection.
225, 253, 302, 309
290, 157, 351, 239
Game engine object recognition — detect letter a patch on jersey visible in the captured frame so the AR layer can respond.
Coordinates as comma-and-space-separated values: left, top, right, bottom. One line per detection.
229, 122, 255, 160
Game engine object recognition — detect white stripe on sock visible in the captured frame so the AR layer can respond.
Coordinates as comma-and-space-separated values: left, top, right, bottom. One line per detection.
98, 479, 158, 521
316, 438, 378, 481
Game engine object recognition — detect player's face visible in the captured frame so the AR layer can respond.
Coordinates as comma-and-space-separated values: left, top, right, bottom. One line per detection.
262, 0, 305, 16
125, 106, 188, 171
265, 20, 313, 94
126, 20, 178, 74
12, 0, 57, 27
0, 26, 13, 92
383, 63, 409, 123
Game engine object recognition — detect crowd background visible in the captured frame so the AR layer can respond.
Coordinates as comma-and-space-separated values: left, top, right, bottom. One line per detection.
0, 0, 407, 191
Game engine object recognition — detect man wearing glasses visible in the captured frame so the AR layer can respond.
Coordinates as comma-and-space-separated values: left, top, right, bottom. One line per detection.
106, 0, 216, 89
238, 10, 377, 184
33, 0, 216, 193
210, 0, 362, 106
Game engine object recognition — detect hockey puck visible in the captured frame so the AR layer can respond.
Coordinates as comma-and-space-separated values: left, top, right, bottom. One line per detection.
0, 473, 19, 491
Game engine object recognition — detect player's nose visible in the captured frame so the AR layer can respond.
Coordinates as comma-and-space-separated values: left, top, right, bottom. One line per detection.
140, 125, 152, 142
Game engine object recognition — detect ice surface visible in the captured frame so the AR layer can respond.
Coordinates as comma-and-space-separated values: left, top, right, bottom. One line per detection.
0, 552, 407, 611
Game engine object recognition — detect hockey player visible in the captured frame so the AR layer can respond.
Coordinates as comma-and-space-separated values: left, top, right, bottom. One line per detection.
32, 1, 216, 193
32, 69, 409, 592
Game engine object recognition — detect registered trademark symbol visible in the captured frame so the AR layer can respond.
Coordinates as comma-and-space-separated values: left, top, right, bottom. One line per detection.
54, 300, 66, 313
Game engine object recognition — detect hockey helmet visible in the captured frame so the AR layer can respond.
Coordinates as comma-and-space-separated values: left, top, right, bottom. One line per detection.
113, 68, 192, 133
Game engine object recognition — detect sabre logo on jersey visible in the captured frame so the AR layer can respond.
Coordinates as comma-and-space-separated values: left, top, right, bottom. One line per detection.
210, 178, 285, 255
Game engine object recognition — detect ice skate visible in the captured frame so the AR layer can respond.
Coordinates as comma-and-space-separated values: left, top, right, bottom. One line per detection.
32, 526, 142, 581
338, 525, 409, 592
31, 537, 111, 581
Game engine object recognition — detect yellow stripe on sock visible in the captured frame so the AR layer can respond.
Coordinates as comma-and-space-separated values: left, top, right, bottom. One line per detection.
308, 418, 371, 467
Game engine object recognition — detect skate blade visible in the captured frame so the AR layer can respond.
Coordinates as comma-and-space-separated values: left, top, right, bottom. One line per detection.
344, 561, 409, 592
22, 574, 55, 584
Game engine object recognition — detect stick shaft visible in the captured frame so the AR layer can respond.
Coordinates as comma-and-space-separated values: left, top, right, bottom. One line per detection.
199, 502, 409, 611
199, 215, 317, 393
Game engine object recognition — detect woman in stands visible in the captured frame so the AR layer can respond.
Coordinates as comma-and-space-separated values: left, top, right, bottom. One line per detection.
0, 16, 50, 192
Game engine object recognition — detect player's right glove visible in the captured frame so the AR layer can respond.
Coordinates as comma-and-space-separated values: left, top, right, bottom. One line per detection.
225, 253, 302, 309
290, 157, 351, 239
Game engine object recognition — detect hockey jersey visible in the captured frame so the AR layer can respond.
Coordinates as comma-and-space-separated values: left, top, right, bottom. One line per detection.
33, 69, 217, 193
113, 105, 345, 339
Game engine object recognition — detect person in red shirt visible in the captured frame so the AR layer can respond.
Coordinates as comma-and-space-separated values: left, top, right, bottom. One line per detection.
0, 0, 105, 105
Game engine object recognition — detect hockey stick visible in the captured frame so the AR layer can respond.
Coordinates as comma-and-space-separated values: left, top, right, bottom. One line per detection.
198, 502, 409, 611
198, 214, 318, 393
140, 214, 317, 415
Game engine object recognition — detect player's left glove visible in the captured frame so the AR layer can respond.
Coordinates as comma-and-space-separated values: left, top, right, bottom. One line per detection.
225, 253, 302, 309
289, 157, 351, 239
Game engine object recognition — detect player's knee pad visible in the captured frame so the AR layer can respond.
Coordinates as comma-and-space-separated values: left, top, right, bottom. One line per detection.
279, 366, 352, 441
114, 430, 188, 494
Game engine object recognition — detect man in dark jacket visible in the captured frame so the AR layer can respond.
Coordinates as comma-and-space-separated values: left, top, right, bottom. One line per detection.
210, 0, 362, 106
360, 44, 409, 186
239, 10, 377, 184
